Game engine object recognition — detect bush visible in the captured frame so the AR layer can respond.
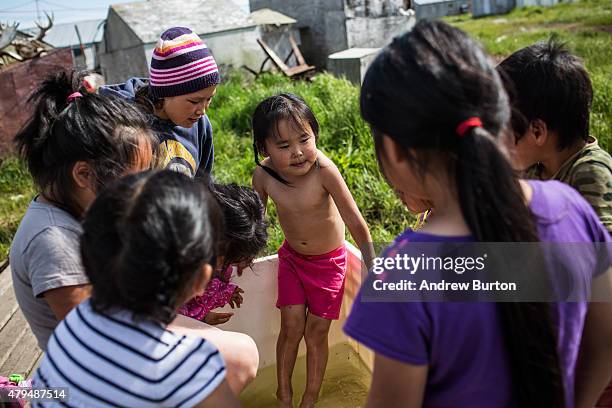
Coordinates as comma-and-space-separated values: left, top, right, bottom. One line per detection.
0, 157, 35, 260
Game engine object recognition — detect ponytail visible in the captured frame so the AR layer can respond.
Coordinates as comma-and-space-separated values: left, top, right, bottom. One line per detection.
456, 128, 564, 407
455, 126, 537, 242
15, 71, 85, 186
14, 70, 154, 218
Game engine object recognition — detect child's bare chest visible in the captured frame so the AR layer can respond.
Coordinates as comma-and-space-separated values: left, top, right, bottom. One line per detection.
267, 178, 329, 214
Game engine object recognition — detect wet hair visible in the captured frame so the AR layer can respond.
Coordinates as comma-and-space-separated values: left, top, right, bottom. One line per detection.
211, 183, 268, 279
497, 39, 593, 150
361, 21, 563, 407
252, 93, 319, 185
81, 170, 223, 325
14, 70, 155, 219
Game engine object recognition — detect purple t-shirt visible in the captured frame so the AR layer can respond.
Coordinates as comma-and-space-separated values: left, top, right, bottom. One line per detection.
344, 180, 611, 407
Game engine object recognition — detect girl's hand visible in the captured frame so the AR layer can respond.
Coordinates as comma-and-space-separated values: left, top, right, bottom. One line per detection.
203, 311, 234, 325
229, 287, 244, 309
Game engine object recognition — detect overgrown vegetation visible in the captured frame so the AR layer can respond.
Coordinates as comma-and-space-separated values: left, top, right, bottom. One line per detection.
0, 157, 35, 259
446, 0, 612, 151
0, 0, 610, 260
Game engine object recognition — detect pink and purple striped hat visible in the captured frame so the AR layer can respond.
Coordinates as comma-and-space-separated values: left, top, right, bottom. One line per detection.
149, 27, 220, 98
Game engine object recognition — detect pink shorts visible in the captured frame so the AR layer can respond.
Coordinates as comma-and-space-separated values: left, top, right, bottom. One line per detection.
276, 241, 347, 320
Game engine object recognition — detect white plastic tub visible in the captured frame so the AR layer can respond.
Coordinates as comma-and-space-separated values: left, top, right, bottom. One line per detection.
216, 242, 373, 407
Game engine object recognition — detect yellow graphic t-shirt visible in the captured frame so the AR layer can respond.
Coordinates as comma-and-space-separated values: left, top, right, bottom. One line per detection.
157, 139, 198, 177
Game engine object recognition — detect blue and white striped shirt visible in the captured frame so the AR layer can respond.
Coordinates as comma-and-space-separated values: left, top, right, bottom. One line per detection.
33, 300, 225, 407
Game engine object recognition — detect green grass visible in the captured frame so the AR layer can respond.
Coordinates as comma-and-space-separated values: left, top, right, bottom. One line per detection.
0, 157, 36, 260
1, 0, 610, 260
445, 0, 612, 151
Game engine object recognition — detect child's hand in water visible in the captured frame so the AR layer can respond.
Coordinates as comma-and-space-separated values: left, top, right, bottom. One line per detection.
228, 287, 244, 309
203, 311, 234, 325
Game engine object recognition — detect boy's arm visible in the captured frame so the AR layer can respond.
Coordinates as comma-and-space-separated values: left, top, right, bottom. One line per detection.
321, 163, 375, 270
575, 300, 612, 408
570, 162, 612, 234
252, 166, 269, 216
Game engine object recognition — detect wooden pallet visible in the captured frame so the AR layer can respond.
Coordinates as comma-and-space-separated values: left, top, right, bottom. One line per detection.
0, 266, 43, 379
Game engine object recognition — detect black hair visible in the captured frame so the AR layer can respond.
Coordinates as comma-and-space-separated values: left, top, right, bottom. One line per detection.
81, 170, 223, 325
134, 83, 165, 115
211, 183, 268, 279
361, 21, 563, 407
14, 70, 155, 219
497, 39, 593, 150
252, 93, 319, 185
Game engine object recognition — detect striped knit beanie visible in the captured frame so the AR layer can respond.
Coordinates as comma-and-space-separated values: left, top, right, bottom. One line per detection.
149, 27, 220, 98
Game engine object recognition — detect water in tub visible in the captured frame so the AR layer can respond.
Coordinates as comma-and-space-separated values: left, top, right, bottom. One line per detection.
240, 342, 370, 407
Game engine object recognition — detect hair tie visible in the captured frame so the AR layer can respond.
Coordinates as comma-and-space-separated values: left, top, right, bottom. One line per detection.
67, 92, 83, 103
456, 117, 482, 138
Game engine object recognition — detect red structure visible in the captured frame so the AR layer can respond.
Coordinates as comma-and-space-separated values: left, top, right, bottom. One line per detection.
0, 48, 73, 157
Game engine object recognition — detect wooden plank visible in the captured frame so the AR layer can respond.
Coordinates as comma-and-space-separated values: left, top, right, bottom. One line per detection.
0, 325, 42, 377
28, 350, 45, 378
0, 266, 13, 297
289, 34, 306, 66
0, 309, 29, 369
286, 65, 315, 76
0, 268, 20, 334
257, 38, 291, 74
0, 286, 18, 331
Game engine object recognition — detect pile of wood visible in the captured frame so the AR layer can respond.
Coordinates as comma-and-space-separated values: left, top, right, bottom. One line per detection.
0, 13, 54, 69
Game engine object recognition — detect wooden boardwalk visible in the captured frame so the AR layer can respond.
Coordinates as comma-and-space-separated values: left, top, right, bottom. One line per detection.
0, 266, 43, 380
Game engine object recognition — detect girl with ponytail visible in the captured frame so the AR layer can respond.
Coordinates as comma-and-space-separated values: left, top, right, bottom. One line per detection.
343, 21, 612, 407
10, 70, 155, 350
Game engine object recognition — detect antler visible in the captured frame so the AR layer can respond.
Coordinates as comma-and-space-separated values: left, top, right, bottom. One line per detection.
33, 12, 53, 42
0, 22, 19, 52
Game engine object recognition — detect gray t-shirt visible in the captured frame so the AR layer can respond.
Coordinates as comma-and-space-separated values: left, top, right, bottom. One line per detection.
9, 199, 88, 349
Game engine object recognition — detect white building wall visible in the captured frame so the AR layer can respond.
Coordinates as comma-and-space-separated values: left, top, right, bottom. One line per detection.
144, 26, 301, 77
516, 0, 559, 7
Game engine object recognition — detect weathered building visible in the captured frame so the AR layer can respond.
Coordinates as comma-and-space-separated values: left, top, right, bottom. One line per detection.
249, 0, 415, 69
98, 0, 299, 84
515, 0, 560, 7
472, 0, 515, 17
0, 48, 73, 155
413, 0, 468, 20
25, 19, 104, 70
328, 47, 379, 85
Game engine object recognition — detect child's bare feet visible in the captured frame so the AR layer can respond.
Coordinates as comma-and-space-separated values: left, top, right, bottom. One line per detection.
299, 393, 318, 408
276, 390, 293, 408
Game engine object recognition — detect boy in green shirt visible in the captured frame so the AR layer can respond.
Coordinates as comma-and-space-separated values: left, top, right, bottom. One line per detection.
498, 40, 612, 234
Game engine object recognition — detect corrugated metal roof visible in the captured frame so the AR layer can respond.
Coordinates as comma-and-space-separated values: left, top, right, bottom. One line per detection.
250, 8, 296, 26
112, 0, 257, 44
23, 19, 104, 48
